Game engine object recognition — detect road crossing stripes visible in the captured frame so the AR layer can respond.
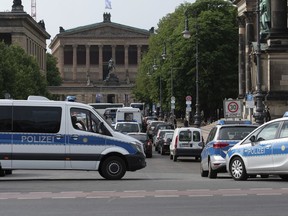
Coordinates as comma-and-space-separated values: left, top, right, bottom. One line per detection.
0, 188, 288, 200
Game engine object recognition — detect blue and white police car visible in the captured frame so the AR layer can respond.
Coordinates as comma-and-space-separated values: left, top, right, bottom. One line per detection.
201, 119, 257, 178
226, 117, 288, 181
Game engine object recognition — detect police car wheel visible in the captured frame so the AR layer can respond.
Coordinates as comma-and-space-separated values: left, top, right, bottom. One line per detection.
208, 161, 217, 179
200, 165, 208, 177
230, 157, 247, 181
100, 156, 126, 180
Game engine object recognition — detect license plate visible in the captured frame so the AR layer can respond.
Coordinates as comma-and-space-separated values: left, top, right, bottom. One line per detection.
181, 143, 191, 147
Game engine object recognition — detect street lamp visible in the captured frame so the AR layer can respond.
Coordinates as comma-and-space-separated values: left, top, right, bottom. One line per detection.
161, 42, 175, 116
152, 59, 162, 117
182, 10, 201, 128
253, 0, 265, 125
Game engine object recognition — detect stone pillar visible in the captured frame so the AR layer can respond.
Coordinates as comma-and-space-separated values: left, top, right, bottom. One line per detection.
112, 45, 116, 63
99, 45, 103, 80
244, 12, 254, 94
237, 16, 246, 98
124, 45, 129, 70
86, 45, 90, 84
58, 45, 64, 78
72, 44, 77, 80
137, 45, 142, 65
86, 45, 90, 68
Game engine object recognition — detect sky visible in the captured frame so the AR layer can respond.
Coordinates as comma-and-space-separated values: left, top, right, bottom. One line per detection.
1, 0, 192, 44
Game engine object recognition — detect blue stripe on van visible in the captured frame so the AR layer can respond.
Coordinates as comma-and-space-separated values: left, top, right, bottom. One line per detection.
0, 133, 137, 154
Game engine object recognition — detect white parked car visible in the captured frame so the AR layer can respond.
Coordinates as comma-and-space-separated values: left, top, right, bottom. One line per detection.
169, 127, 203, 162
114, 122, 141, 133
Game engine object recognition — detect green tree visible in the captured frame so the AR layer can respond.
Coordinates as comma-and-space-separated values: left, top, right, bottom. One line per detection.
0, 42, 49, 99
46, 53, 62, 86
134, 0, 238, 120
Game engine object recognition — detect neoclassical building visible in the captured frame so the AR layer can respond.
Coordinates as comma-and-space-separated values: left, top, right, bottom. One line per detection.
0, 1, 50, 74
233, 0, 288, 120
49, 13, 151, 104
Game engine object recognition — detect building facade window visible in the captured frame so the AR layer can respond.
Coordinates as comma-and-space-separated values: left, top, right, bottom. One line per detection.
128, 45, 137, 65
116, 45, 125, 65
64, 45, 73, 65
77, 45, 86, 65
90, 45, 99, 65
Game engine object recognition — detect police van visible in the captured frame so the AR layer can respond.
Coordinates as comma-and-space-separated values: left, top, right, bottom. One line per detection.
0, 97, 146, 180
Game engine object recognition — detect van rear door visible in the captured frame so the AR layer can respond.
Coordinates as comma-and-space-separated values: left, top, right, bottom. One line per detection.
11, 103, 65, 169
0, 104, 13, 169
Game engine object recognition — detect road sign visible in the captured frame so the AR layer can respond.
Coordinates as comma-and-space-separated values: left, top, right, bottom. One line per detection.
186, 101, 191, 105
246, 93, 255, 108
223, 99, 242, 118
186, 95, 192, 101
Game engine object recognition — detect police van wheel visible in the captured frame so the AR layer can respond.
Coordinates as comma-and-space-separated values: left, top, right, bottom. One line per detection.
0, 169, 5, 177
100, 156, 126, 180
230, 157, 247, 181
279, 175, 288, 180
4, 170, 12, 175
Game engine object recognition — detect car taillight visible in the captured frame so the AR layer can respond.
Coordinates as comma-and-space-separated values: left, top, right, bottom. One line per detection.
213, 142, 229, 149
174, 135, 178, 148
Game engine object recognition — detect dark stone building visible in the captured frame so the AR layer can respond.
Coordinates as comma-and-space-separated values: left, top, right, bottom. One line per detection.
0, 0, 50, 74
233, 0, 288, 119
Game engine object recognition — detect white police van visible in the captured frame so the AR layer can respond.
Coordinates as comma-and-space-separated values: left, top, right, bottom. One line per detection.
0, 97, 146, 180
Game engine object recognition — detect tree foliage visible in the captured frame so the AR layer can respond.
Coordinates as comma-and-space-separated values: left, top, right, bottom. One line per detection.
46, 53, 62, 86
0, 42, 49, 99
133, 0, 238, 120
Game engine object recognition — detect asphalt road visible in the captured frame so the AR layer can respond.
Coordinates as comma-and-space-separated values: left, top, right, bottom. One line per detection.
1, 147, 288, 216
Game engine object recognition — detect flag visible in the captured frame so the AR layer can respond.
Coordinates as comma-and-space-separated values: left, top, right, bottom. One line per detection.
105, 0, 112, 9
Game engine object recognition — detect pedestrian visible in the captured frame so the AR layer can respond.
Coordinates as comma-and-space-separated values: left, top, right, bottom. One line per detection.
184, 119, 189, 127
174, 117, 177, 128
265, 106, 271, 122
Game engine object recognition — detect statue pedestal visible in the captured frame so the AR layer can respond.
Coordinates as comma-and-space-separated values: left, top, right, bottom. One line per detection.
104, 72, 119, 85
12, 5, 24, 12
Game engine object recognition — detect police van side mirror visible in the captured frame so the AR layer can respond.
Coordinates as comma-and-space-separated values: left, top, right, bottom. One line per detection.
249, 135, 256, 143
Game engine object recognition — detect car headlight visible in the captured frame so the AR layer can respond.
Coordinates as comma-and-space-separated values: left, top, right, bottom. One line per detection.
132, 141, 145, 154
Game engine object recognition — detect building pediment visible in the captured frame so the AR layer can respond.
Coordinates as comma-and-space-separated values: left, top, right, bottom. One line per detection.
58, 23, 151, 39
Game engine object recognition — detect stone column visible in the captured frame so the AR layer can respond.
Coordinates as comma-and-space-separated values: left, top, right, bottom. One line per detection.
244, 12, 254, 94
86, 45, 90, 84
137, 45, 142, 65
59, 45, 64, 78
99, 45, 103, 80
237, 16, 246, 98
72, 44, 77, 80
112, 45, 116, 63
86, 45, 90, 68
124, 45, 129, 70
